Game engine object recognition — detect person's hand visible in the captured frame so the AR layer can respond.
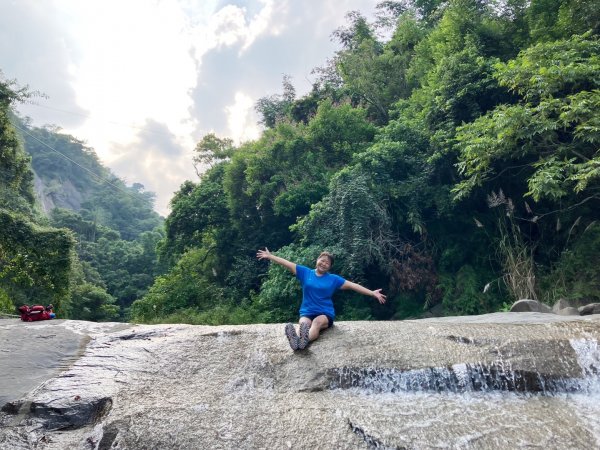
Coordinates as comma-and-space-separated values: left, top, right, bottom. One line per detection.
256, 247, 272, 261
373, 289, 386, 304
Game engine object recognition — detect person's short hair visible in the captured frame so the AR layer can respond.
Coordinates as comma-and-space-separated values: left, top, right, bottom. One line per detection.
318, 251, 334, 266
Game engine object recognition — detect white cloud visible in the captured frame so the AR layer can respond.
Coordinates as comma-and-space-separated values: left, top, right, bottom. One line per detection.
2, 0, 382, 216
190, 0, 285, 60
225, 92, 261, 144
62, 0, 198, 159
108, 119, 195, 214
240, 0, 287, 52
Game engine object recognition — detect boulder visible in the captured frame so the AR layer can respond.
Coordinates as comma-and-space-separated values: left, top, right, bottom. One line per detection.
579, 303, 600, 315
510, 299, 552, 313
420, 303, 444, 318
552, 298, 575, 313
556, 306, 581, 316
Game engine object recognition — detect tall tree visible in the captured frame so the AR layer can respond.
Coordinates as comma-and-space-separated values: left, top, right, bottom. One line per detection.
0, 75, 75, 313
454, 35, 600, 203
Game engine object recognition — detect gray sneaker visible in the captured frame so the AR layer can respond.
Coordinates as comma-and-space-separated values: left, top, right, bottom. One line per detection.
298, 322, 310, 349
285, 323, 299, 351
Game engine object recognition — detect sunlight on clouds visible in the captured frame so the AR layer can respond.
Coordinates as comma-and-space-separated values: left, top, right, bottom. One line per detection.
50, 0, 288, 214
23, 0, 380, 215
225, 92, 261, 144
209, 5, 248, 48
59, 0, 284, 164
240, 0, 287, 52
110, 137, 196, 215
192, 0, 285, 59
62, 0, 198, 161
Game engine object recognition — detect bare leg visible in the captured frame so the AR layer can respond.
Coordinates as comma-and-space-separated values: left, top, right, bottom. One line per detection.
299, 315, 329, 342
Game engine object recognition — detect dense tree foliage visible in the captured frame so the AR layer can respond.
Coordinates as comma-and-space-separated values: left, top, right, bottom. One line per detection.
0, 77, 36, 217
3, 0, 599, 324
0, 74, 164, 319
27, 125, 165, 320
454, 34, 600, 202
132, 0, 599, 325
0, 209, 74, 312
23, 124, 162, 241
0, 75, 74, 314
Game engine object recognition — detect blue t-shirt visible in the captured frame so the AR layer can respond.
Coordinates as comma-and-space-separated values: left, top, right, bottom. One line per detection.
296, 264, 346, 320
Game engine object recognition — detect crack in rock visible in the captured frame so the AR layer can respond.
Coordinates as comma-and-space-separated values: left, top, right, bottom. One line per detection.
348, 419, 405, 450
97, 422, 121, 450
445, 335, 478, 345
28, 396, 113, 430
202, 330, 243, 338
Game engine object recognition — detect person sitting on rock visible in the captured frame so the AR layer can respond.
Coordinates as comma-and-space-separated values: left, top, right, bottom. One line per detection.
256, 248, 386, 350
45, 304, 56, 319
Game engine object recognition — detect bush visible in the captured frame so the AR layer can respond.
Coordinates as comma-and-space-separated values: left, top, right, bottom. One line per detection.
539, 222, 600, 304
0, 288, 14, 314
130, 248, 226, 323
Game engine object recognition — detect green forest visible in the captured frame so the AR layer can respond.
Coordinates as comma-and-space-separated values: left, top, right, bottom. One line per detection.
0, 106, 164, 320
1, 0, 599, 324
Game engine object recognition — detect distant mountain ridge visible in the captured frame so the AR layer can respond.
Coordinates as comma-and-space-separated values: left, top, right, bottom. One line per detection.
18, 119, 163, 240
1, 83, 165, 320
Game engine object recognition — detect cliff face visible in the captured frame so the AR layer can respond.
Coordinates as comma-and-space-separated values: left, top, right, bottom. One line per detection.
1, 314, 600, 449
33, 171, 85, 215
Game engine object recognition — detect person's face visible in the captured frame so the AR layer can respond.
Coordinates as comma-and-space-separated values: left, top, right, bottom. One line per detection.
315, 256, 332, 274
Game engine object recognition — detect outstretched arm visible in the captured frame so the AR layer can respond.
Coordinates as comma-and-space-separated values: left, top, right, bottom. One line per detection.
256, 247, 297, 275
341, 281, 387, 304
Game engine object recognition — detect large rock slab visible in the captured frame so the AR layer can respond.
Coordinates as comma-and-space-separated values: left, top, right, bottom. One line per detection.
0, 320, 131, 408
1, 313, 599, 449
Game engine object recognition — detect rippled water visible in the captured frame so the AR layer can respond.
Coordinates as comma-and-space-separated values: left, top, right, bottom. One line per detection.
329, 338, 600, 449
333, 389, 600, 449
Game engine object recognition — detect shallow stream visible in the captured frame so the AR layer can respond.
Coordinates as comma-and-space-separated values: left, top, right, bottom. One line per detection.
327, 329, 600, 448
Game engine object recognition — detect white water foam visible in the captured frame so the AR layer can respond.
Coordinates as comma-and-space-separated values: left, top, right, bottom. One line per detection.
570, 338, 600, 380
568, 338, 600, 447
329, 339, 600, 447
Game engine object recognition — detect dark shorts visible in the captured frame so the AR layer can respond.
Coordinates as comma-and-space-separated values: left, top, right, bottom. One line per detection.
300, 314, 334, 328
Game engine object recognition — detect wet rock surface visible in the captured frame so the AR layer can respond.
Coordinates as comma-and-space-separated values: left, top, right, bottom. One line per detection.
0, 320, 130, 408
0, 313, 599, 449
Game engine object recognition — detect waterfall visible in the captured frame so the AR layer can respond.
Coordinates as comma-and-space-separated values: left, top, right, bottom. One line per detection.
570, 338, 600, 385
329, 337, 600, 449
329, 338, 600, 396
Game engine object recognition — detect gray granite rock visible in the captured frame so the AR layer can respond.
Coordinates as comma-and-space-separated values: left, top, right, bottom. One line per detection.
510, 299, 552, 313
553, 298, 574, 313
0, 319, 131, 408
556, 306, 581, 316
579, 303, 600, 315
1, 315, 599, 449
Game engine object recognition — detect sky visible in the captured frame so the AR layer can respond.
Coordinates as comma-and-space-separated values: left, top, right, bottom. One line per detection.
0, 0, 382, 216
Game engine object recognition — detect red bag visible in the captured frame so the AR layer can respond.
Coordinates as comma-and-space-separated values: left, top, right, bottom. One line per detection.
18, 305, 53, 322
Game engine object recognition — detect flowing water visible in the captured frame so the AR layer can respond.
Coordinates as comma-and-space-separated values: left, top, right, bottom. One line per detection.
328, 335, 600, 449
